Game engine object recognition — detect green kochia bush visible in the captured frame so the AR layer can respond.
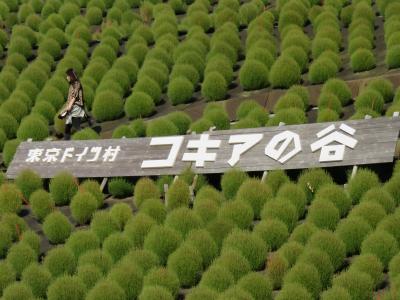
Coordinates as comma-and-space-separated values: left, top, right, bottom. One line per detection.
138, 285, 173, 300
70, 192, 97, 225
289, 223, 318, 246
166, 178, 190, 211
347, 168, 380, 204
167, 244, 203, 287
134, 177, 160, 208
297, 168, 334, 202
235, 179, 273, 219
0, 183, 23, 214
20, 230, 40, 255
78, 249, 113, 275
86, 279, 126, 300
43, 211, 73, 244
237, 272, 273, 300
43, 246, 76, 277
125, 92, 155, 119
218, 200, 254, 230
108, 178, 132, 198
16, 115, 49, 141
367, 77, 394, 102
199, 265, 234, 293
269, 56, 301, 88
92, 91, 124, 122
65, 230, 100, 259
168, 77, 194, 105
276, 283, 312, 300
166, 111, 192, 135
361, 230, 399, 268
349, 254, 384, 288
143, 267, 179, 297
76, 265, 103, 290
201, 71, 227, 101
355, 89, 385, 113
146, 118, 179, 137
283, 262, 321, 299
124, 213, 156, 248
90, 211, 118, 243
49, 171, 78, 206
0, 261, 16, 296
2, 282, 34, 300
261, 198, 298, 232
336, 216, 372, 255
143, 225, 182, 265
164, 207, 203, 238
6, 242, 37, 279
139, 198, 166, 224
307, 230, 346, 271
46, 275, 87, 300
109, 203, 132, 230
103, 233, 132, 262
222, 229, 267, 270
79, 180, 103, 209
308, 57, 338, 84
332, 270, 374, 300
214, 248, 251, 281
351, 48, 376, 72
320, 286, 351, 300
21, 263, 52, 298
307, 199, 340, 230
321, 78, 352, 105
239, 59, 269, 90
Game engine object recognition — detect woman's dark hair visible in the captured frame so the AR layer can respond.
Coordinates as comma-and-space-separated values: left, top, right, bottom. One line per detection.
66, 68, 78, 83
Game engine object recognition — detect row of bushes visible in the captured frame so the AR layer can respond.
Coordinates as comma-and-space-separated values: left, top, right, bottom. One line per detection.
348, 2, 376, 73
383, 1, 400, 69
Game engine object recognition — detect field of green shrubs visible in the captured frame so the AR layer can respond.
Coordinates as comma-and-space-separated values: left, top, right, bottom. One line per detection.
0, 0, 400, 298
2, 166, 400, 299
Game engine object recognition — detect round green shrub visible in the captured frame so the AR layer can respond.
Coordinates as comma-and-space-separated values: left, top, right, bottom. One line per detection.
239, 59, 269, 90
307, 199, 340, 230
218, 199, 254, 229
355, 89, 385, 113
297, 168, 333, 202
361, 230, 399, 268
307, 230, 345, 271
276, 183, 307, 217
205, 55, 234, 84
124, 213, 156, 248
6, 243, 37, 278
90, 211, 118, 243
20, 230, 40, 255
276, 283, 312, 300
199, 265, 234, 293
43, 211, 73, 244
49, 171, 78, 206
274, 93, 305, 112
253, 219, 289, 250
70, 191, 97, 225
167, 243, 202, 287
298, 248, 333, 289
201, 71, 227, 101
235, 179, 273, 219
263, 170, 290, 196
283, 262, 321, 299
384, 174, 400, 205
360, 187, 395, 214
71, 128, 99, 140
311, 37, 339, 59
351, 48, 376, 72
350, 254, 383, 288
146, 118, 179, 137
189, 118, 213, 133
108, 178, 132, 198
278, 241, 304, 269
182, 229, 217, 268
314, 184, 351, 217
186, 287, 218, 300
321, 286, 351, 300
78, 249, 113, 275
76, 264, 103, 289
2, 282, 33, 300
121, 249, 159, 274
281, 46, 308, 73
132, 76, 162, 105
386, 45, 400, 69
65, 230, 100, 259
86, 279, 126, 300
336, 216, 372, 255
378, 213, 400, 245
0, 213, 27, 242
170, 64, 200, 86
102, 232, 132, 262
222, 229, 267, 270
46, 275, 86, 300
347, 168, 380, 204
289, 222, 318, 245
144, 225, 182, 265
166, 111, 192, 135
21, 263, 51, 298
43, 246, 76, 277
165, 178, 190, 211
213, 248, 250, 281
79, 180, 103, 208
266, 253, 289, 289
108, 258, 142, 298
124, 92, 155, 119
108, 203, 132, 230
0, 261, 15, 297
143, 267, 179, 297
367, 77, 394, 102
0, 111, 18, 139
269, 55, 301, 88
164, 207, 203, 238
139, 198, 166, 224
167, 76, 195, 105
138, 285, 173, 300
0, 183, 23, 214
87, 7, 103, 25
332, 270, 373, 300
134, 177, 160, 208
308, 57, 338, 84
92, 91, 123, 122
236, 272, 272, 300
261, 198, 298, 231
112, 125, 137, 139
16, 115, 49, 141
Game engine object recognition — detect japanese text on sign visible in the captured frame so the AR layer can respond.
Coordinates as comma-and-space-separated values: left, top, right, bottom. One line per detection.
7, 117, 400, 179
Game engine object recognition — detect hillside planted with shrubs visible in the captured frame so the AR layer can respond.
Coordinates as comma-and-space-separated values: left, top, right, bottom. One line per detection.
1, 161, 400, 298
